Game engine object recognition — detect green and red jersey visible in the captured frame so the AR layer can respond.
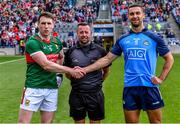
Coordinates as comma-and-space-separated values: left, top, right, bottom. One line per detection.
25, 34, 63, 89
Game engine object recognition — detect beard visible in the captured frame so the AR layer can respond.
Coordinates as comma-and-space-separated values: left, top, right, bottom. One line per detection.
78, 38, 91, 46
79, 40, 90, 46
78, 37, 91, 45
131, 21, 142, 28
132, 23, 140, 28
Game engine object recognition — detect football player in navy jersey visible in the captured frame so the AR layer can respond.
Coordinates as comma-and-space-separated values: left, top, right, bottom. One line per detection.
81, 3, 174, 123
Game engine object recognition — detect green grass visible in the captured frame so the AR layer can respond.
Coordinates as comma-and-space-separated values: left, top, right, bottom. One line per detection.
0, 55, 180, 123
0, 55, 24, 62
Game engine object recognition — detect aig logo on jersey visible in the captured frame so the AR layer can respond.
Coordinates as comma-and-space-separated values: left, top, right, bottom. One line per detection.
127, 48, 146, 60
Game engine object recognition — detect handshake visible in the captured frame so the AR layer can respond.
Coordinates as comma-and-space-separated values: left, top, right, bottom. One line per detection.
68, 66, 87, 79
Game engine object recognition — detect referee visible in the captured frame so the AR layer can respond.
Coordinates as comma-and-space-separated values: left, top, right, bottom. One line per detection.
64, 22, 110, 124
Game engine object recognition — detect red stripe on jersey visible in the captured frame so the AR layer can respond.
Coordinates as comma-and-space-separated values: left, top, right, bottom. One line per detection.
46, 54, 59, 63
26, 52, 59, 63
25, 53, 35, 63
20, 87, 26, 104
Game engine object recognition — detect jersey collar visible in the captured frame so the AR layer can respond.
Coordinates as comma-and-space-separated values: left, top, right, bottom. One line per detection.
37, 33, 51, 44
129, 27, 148, 34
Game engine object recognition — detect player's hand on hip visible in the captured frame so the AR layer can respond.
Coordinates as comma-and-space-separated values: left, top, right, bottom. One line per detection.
151, 76, 163, 84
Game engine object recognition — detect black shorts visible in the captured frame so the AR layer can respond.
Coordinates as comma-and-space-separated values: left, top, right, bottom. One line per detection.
123, 86, 164, 110
69, 90, 104, 121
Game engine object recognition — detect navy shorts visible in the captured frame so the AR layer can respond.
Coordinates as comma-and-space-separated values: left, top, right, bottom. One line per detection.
123, 86, 164, 110
69, 90, 104, 121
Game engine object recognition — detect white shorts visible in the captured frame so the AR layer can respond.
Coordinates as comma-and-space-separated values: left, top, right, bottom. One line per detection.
20, 88, 58, 112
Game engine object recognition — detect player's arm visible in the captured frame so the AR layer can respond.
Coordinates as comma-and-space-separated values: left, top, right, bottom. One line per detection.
84, 52, 117, 73
152, 52, 174, 84
31, 51, 85, 78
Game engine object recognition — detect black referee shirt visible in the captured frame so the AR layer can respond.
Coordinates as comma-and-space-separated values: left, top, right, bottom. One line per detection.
64, 42, 107, 93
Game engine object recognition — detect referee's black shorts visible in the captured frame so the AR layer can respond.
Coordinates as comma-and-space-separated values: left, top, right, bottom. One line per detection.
69, 89, 104, 121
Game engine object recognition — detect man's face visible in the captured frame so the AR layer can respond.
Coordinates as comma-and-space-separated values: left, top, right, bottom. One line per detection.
38, 16, 54, 37
77, 25, 91, 45
128, 6, 145, 28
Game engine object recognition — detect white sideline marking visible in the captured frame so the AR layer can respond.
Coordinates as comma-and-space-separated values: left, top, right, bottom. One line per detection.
0, 58, 25, 65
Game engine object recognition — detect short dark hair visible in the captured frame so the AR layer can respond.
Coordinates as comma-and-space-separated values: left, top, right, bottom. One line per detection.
77, 22, 92, 32
77, 22, 90, 27
38, 12, 54, 23
128, 3, 144, 12
128, 3, 143, 8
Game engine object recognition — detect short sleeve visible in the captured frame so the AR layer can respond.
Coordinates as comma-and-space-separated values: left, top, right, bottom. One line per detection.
111, 40, 123, 56
26, 39, 41, 55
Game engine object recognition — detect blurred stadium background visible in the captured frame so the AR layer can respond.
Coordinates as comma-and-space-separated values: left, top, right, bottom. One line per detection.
0, 0, 180, 123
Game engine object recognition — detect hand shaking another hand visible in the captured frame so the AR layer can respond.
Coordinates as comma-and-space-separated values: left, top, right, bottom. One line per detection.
69, 66, 86, 79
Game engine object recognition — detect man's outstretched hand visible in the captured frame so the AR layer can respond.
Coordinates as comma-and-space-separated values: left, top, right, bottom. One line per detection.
69, 66, 86, 79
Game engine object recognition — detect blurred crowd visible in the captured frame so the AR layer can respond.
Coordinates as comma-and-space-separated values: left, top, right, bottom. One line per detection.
110, 0, 179, 45
0, 0, 100, 49
0, 0, 179, 51
111, 0, 179, 23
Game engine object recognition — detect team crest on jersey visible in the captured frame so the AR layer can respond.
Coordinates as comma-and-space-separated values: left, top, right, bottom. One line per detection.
25, 99, 30, 106
143, 40, 150, 46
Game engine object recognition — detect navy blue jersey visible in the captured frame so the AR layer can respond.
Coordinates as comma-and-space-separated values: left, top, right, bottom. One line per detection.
111, 28, 170, 87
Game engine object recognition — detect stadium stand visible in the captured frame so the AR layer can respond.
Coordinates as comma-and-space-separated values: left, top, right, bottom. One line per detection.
0, 0, 179, 55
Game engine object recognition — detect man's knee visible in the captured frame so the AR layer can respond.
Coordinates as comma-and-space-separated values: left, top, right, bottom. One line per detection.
40, 111, 55, 123
147, 108, 162, 123
18, 109, 33, 123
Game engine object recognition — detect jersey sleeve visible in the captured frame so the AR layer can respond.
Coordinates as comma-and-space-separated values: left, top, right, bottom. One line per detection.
26, 39, 41, 56
156, 36, 170, 56
110, 39, 123, 56
143, 31, 170, 56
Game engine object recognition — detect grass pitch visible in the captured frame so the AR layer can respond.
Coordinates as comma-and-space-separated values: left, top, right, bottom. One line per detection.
0, 55, 180, 123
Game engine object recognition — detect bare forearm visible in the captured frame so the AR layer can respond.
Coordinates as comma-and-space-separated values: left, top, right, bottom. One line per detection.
84, 57, 110, 73
159, 53, 174, 81
43, 61, 72, 74
84, 52, 117, 73
32, 51, 85, 78
159, 59, 174, 81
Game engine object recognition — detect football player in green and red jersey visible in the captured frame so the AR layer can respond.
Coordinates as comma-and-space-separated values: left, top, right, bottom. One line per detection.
18, 12, 85, 123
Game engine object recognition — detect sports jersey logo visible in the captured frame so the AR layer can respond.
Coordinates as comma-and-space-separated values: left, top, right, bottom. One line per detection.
143, 40, 150, 46
43, 45, 53, 51
72, 59, 79, 63
25, 99, 30, 106
133, 38, 140, 45
127, 48, 146, 60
